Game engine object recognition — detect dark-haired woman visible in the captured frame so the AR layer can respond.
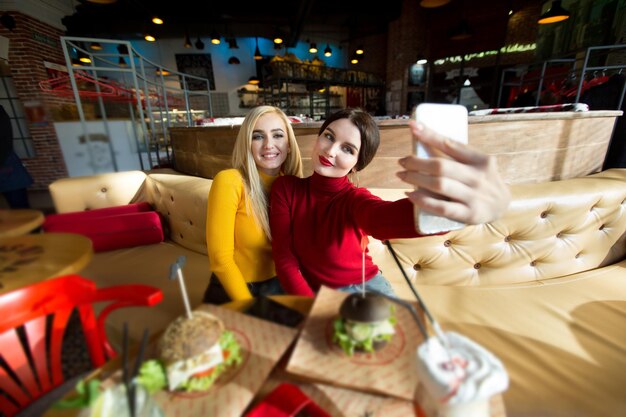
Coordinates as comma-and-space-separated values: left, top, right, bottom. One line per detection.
269, 108, 509, 297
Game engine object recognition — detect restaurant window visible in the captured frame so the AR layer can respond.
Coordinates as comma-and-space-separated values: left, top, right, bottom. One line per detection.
0, 74, 36, 158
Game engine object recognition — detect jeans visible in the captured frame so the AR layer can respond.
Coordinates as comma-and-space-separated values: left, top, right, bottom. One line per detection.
337, 272, 396, 297
203, 273, 285, 304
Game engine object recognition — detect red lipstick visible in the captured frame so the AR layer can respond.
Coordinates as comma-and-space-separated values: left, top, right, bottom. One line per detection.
319, 156, 333, 167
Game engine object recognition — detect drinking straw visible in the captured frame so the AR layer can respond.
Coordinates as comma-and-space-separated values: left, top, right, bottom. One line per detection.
169, 255, 192, 319
128, 328, 149, 417
384, 240, 448, 346
360, 235, 369, 298
121, 323, 135, 417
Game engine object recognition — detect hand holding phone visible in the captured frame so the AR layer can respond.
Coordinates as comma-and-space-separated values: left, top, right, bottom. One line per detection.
412, 103, 468, 234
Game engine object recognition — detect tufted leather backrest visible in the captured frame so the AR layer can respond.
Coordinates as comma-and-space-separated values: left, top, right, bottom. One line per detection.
142, 169, 212, 255
49, 168, 626, 286
369, 169, 626, 288
49, 170, 148, 213
48, 169, 212, 255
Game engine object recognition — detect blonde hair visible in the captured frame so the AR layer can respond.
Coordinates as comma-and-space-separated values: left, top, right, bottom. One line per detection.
232, 106, 303, 239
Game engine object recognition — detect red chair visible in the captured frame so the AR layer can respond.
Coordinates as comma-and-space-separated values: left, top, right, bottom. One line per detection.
0, 275, 163, 416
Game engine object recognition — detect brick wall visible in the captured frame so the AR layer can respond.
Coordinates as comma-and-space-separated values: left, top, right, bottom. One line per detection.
0, 11, 69, 190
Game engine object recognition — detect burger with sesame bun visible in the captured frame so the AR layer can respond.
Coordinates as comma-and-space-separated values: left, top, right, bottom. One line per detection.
333, 292, 396, 356
136, 311, 242, 393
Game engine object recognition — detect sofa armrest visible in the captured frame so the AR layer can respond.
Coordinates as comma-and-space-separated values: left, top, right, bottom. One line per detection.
48, 171, 148, 213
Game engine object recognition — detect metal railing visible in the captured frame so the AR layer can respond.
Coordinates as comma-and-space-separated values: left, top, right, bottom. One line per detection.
57, 36, 212, 172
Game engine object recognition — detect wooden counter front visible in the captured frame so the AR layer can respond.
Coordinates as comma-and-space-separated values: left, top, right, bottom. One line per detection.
170, 110, 622, 187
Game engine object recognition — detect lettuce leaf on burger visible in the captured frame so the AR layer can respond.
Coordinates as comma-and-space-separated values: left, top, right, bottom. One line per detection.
333, 292, 396, 356
137, 311, 242, 393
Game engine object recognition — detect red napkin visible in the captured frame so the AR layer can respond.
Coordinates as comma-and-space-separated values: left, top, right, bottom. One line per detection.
245, 383, 331, 417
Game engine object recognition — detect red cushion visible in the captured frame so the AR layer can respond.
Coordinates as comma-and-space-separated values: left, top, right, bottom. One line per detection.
43, 202, 152, 230
44, 211, 164, 252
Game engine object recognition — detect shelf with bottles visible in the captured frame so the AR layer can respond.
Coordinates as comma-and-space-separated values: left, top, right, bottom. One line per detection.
260, 80, 346, 119
264, 60, 384, 88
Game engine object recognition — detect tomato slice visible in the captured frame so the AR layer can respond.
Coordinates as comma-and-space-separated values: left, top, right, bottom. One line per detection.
191, 349, 231, 379
192, 367, 215, 379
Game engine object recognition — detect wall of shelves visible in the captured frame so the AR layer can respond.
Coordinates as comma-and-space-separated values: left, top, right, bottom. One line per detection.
238, 61, 384, 119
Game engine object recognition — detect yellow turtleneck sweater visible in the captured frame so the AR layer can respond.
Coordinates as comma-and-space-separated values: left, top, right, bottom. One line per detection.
206, 168, 277, 300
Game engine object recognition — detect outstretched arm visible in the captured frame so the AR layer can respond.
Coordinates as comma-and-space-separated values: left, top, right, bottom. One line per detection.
396, 121, 511, 225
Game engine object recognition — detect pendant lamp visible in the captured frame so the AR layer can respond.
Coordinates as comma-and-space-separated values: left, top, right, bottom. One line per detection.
254, 37, 263, 60
195, 37, 205, 50
538, 1, 570, 24
420, 0, 451, 7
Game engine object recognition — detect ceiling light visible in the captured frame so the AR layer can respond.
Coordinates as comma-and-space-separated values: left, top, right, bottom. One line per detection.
309, 42, 318, 53
449, 20, 472, 41
184, 33, 192, 48
350, 56, 359, 64
273, 36, 283, 44
210, 32, 221, 45
463, 78, 471, 86
538, 1, 571, 24
355, 46, 364, 55
324, 45, 332, 57
419, 0, 451, 8
254, 37, 263, 60
145, 34, 156, 42
156, 68, 170, 76
227, 38, 239, 49
417, 57, 428, 65
77, 47, 92, 64
152, 16, 163, 25
509, 9, 514, 16
195, 37, 205, 50
89, 42, 103, 51
228, 56, 240, 65
248, 76, 260, 85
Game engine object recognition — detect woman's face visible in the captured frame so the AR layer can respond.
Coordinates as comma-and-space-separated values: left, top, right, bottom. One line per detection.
250, 113, 290, 176
311, 118, 361, 178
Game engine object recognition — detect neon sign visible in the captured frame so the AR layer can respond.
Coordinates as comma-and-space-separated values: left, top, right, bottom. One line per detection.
434, 43, 537, 65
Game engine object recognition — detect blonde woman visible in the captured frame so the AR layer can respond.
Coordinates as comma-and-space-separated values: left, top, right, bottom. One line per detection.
204, 106, 303, 303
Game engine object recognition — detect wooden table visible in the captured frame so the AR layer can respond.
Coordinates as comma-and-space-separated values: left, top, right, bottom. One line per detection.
0, 233, 93, 294
0, 209, 44, 238
42, 295, 506, 417
223, 294, 313, 316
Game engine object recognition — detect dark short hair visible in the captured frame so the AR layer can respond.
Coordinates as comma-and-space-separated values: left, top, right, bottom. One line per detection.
318, 108, 380, 171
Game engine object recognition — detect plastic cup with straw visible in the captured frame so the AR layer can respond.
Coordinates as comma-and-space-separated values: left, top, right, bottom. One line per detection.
169, 255, 192, 319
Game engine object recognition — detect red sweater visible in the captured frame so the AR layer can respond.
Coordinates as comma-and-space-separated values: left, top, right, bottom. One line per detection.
270, 172, 420, 296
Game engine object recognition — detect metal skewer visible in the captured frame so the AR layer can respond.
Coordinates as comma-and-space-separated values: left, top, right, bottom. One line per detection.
384, 240, 448, 347
169, 255, 192, 319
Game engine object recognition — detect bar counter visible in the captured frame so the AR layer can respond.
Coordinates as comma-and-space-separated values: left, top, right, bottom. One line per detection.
170, 110, 622, 187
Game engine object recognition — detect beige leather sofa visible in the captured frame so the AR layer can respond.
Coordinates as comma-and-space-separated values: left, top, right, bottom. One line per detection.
48, 168, 626, 417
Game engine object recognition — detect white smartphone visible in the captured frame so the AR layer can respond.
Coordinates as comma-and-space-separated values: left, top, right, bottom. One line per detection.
412, 103, 468, 235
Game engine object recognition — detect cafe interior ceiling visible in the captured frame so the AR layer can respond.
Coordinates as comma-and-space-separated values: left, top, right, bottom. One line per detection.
63, 0, 542, 59
63, 0, 405, 46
